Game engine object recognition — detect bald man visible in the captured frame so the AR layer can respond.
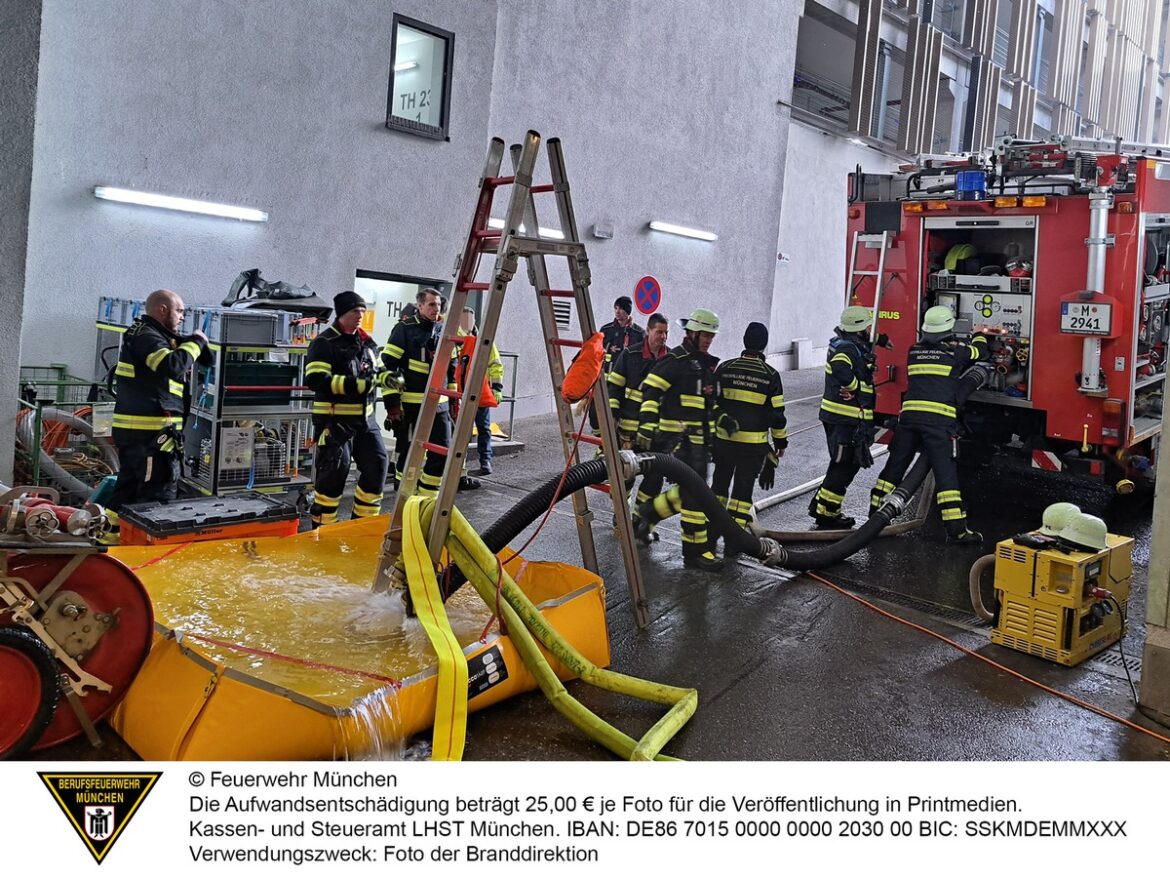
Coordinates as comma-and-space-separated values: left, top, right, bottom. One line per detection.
109, 289, 210, 509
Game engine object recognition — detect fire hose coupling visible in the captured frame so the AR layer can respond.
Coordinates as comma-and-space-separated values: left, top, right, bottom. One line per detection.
618, 449, 643, 482
755, 537, 788, 568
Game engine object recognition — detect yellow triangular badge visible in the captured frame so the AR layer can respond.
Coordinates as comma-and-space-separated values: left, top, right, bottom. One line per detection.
39, 772, 161, 864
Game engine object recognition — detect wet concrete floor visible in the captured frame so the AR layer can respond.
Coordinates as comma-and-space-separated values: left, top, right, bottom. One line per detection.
34, 368, 1170, 761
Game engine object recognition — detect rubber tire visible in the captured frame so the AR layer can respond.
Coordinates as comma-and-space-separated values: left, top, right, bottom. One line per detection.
0, 627, 59, 760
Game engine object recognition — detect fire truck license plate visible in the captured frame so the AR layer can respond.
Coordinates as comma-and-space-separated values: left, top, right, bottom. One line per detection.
1060, 302, 1111, 335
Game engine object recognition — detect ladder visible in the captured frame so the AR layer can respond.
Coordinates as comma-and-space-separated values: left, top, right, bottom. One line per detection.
373, 131, 650, 628
846, 229, 894, 344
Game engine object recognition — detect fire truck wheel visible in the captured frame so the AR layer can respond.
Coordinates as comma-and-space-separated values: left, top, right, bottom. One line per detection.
0, 627, 59, 760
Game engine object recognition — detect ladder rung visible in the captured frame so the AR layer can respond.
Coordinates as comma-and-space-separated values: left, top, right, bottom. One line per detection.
472, 229, 501, 239
552, 338, 584, 348
587, 483, 611, 494
446, 335, 468, 345
485, 175, 515, 187
433, 388, 463, 400
572, 432, 603, 447
422, 442, 448, 456
459, 282, 490, 291
530, 184, 554, 193
541, 289, 576, 298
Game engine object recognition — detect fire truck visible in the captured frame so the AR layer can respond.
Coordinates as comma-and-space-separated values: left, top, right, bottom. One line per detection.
845, 135, 1170, 491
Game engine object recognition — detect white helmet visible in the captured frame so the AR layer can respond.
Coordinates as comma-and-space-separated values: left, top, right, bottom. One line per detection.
1058, 512, 1108, 552
682, 308, 720, 333
1039, 502, 1080, 536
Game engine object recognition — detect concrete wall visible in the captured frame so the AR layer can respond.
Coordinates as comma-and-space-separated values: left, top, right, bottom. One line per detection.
0, 1, 42, 483
770, 120, 900, 369
487, 0, 801, 417
22, 0, 499, 377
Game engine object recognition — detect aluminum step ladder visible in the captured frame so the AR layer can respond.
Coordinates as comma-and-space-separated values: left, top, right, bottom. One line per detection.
846, 229, 894, 344
374, 130, 650, 628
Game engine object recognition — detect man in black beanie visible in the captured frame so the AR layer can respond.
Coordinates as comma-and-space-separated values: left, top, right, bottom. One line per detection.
709, 321, 787, 542
303, 291, 392, 526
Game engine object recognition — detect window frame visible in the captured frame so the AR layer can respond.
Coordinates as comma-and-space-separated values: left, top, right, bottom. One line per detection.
384, 13, 455, 141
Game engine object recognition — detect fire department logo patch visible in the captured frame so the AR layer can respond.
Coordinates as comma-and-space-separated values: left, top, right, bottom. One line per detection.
39, 772, 161, 864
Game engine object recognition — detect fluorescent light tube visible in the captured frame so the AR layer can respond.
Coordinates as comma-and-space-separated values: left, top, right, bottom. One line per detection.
487, 217, 564, 239
93, 186, 268, 222
393, 61, 418, 72
648, 221, 717, 241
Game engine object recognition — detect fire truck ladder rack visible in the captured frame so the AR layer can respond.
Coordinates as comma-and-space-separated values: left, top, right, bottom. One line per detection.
373, 130, 650, 628
847, 229, 894, 344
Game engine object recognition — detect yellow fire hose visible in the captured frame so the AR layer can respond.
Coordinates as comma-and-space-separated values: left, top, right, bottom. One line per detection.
402, 497, 696, 761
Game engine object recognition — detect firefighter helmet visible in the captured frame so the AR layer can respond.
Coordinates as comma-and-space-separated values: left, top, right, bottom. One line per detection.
922, 305, 956, 334
1038, 501, 1080, 536
944, 243, 977, 272
838, 306, 873, 333
1058, 512, 1108, 552
682, 308, 720, 334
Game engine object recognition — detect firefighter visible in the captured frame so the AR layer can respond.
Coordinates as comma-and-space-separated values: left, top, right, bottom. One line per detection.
304, 291, 391, 526
381, 288, 472, 495
109, 289, 211, 510
608, 312, 669, 537
710, 322, 787, 535
590, 296, 645, 431
633, 308, 722, 571
868, 305, 990, 544
809, 306, 882, 528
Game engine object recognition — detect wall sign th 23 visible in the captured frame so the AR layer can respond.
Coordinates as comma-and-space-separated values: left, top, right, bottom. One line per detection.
398, 89, 432, 122
1060, 302, 1112, 336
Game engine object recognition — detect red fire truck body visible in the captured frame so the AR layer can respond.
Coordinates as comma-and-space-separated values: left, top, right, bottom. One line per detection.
846, 138, 1170, 488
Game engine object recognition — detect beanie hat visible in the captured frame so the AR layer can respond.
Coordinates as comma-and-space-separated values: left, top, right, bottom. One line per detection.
743, 322, 768, 352
333, 290, 366, 318
614, 296, 633, 314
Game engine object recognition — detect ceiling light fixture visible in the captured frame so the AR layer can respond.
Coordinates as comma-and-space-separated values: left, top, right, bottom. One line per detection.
393, 61, 419, 72
648, 221, 718, 242
93, 186, 268, 222
487, 217, 564, 240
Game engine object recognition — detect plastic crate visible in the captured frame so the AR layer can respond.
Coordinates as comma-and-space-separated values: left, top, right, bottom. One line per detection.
192, 308, 290, 346
118, 493, 300, 545
96, 296, 142, 328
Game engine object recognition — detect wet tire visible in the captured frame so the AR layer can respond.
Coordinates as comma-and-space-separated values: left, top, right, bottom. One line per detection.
0, 627, 59, 760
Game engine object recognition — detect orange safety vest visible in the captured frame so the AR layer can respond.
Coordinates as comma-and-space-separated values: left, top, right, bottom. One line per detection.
455, 335, 499, 408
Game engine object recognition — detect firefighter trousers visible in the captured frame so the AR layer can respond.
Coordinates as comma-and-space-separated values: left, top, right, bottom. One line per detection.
110, 438, 180, 511
811, 422, 863, 520
395, 404, 451, 496
868, 421, 968, 535
311, 415, 388, 526
637, 437, 714, 559
710, 438, 768, 529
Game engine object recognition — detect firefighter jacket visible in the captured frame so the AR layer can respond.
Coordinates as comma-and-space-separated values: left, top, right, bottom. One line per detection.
819, 332, 876, 425
607, 340, 668, 434
304, 324, 387, 421
714, 351, 788, 447
638, 339, 719, 448
600, 319, 645, 372
112, 315, 209, 443
899, 334, 989, 425
380, 315, 456, 411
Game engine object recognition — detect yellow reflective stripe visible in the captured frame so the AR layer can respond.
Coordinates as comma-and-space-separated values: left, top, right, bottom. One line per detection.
723, 388, 767, 405
941, 508, 965, 521
610, 398, 622, 410
618, 418, 638, 432
354, 486, 383, 504
305, 361, 332, 376
115, 362, 135, 378
178, 340, 201, 359
167, 379, 185, 396
145, 347, 171, 370
311, 402, 368, 416
643, 373, 671, 391
937, 490, 963, 503
408, 358, 430, 374
907, 364, 953, 376
382, 343, 405, 359
902, 400, 957, 418
821, 400, 864, 419
608, 371, 627, 387
627, 389, 643, 403
816, 487, 844, 502
402, 391, 426, 404
681, 510, 706, 524
351, 502, 380, 517
679, 394, 705, 409
771, 395, 785, 408
112, 413, 183, 430
829, 353, 852, 365
717, 429, 768, 443
641, 400, 660, 413
859, 383, 873, 393
659, 419, 685, 432
771, 427, 788, 440
330, 375, 346, 394
874, 480, 897, 493
313, 491, 342, 507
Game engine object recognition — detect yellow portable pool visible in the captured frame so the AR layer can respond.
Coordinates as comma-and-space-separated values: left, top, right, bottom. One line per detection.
109, 514, 610, 760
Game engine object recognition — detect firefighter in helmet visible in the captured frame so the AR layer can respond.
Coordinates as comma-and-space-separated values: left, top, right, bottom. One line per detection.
810, 305, 882, 528
868, 305, 990, 544
633, 307, 723, 571
710, 322, 787, 535
304, 291, 392, 526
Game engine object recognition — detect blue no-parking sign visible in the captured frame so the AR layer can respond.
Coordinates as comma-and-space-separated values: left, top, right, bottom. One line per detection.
635, 276, 662, 315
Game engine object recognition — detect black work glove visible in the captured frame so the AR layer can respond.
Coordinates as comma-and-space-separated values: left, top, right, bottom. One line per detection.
758, 454, 778, 491
716, 412, 739, 438
876, 333, 894, 350
383, 405, 402, 432
490, 381, 504, 395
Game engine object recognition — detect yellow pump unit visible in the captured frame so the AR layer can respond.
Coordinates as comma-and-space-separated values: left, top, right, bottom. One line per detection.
989, 533, 1132, 666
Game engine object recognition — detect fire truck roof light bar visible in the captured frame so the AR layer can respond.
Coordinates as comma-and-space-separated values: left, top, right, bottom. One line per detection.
93, 186, 268, 222
648, 221, 718, 242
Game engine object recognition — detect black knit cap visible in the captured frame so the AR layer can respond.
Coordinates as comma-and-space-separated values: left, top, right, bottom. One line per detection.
333, 290, 366, 318
614, 296, 633, 314
743, 321, 768, 351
